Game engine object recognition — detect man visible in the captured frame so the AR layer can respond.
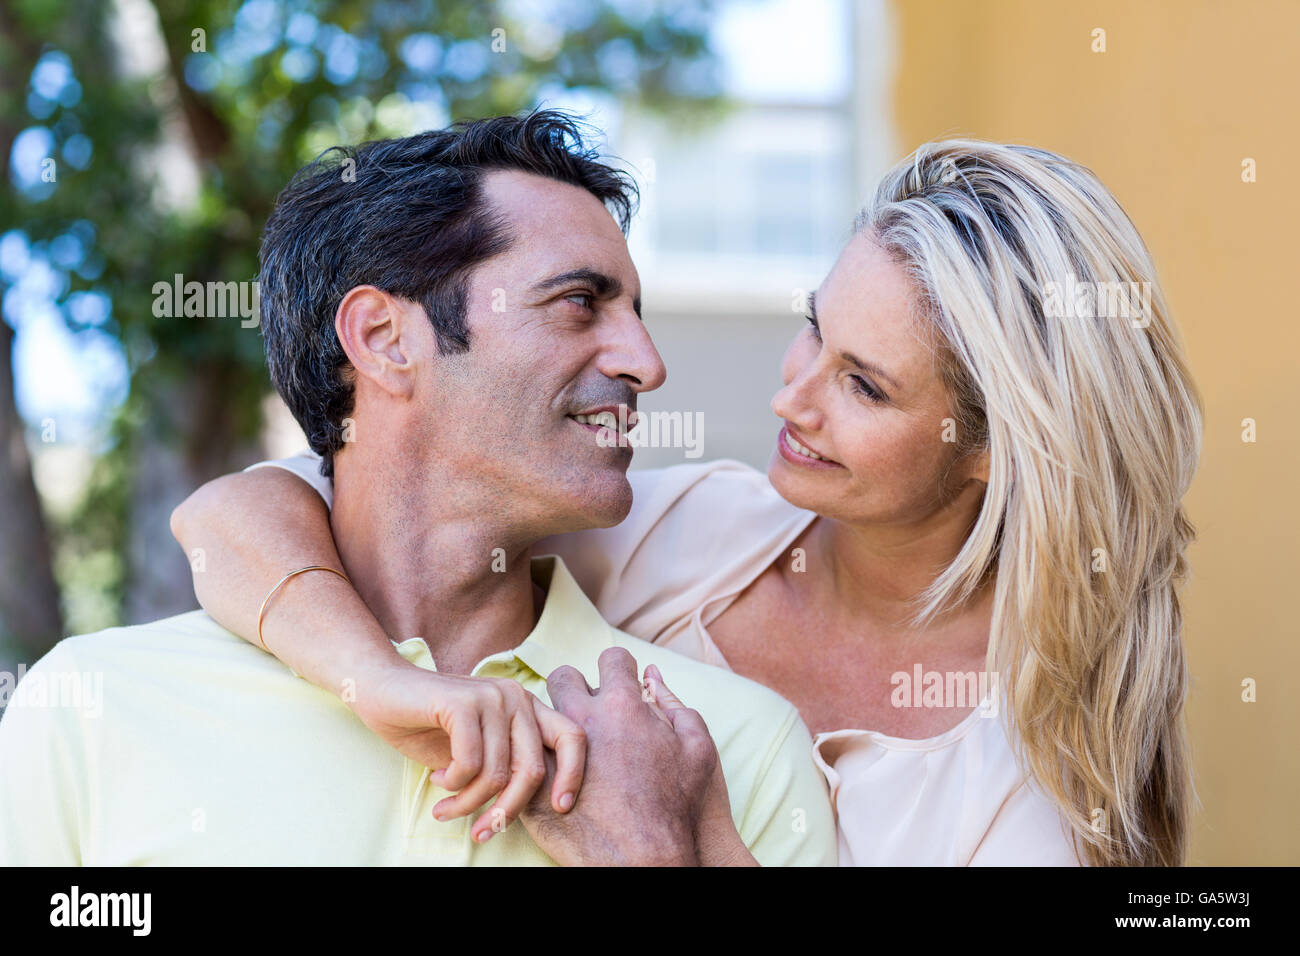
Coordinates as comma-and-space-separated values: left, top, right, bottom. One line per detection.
0, 111, 836, 866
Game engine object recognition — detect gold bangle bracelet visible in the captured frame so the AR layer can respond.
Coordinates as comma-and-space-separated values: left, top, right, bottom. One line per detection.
256, 565, 352, 652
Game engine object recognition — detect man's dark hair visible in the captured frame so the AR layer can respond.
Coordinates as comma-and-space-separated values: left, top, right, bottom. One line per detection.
257, 109, 638, 477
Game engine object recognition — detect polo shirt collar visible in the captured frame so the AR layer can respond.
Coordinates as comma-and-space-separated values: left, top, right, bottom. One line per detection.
391, 554, 616, 686
510, 554, 618, 685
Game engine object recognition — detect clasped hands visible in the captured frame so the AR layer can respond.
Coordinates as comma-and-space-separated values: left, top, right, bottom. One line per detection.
348, 646, 749, 865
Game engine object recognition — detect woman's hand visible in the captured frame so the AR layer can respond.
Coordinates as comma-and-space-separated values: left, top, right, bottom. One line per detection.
349, 658, 587, 843
171, 467, 588, 842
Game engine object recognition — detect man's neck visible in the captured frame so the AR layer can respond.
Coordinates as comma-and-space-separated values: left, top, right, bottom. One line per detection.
330, 457, 545, 675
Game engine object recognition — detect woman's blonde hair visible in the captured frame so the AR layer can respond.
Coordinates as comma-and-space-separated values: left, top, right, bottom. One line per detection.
859, 140, 1202, 866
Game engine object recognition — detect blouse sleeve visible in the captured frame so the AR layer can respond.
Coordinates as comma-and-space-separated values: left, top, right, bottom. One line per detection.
535, 458, 809, 639
967, 780, 1083, 866
246, 449, 334, 509
246, 452, 808, 643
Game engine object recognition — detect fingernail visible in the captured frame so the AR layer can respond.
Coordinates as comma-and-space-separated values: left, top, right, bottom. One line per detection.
559, 791, 575, 811
476, 829, 492, 843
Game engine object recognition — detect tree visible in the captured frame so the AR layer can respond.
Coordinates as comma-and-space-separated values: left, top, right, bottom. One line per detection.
0, 0, 723, 657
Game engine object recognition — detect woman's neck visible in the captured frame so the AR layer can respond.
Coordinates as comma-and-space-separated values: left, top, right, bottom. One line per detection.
796, 481, 991, 634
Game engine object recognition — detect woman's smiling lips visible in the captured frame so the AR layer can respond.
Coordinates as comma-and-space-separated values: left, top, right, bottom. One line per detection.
777, 423, 843, 469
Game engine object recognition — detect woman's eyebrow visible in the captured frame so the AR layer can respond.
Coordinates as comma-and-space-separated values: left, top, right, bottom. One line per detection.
840, 349, 901, 391
810, 291, 902, 390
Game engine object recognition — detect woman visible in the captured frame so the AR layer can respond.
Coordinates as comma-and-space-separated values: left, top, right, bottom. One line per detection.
171, 139, 1202, 865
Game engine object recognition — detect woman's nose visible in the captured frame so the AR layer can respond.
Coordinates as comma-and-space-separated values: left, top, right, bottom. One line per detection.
772, 338, 822, 428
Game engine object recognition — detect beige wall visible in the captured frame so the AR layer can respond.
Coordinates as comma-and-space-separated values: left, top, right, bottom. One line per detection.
888, 0, 1300, 864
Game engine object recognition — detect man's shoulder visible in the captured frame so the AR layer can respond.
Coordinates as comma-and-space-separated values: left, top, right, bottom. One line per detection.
48, 610, 277, 677
1, 612, 256, 747
58, 609, 247, 651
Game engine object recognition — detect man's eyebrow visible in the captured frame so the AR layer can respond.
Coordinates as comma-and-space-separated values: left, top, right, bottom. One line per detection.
531, 268, 642, 318
809, 291, 902, 391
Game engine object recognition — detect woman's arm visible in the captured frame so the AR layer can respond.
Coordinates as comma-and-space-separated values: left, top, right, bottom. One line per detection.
170, 467, 390, 689
169, 466, 586, 839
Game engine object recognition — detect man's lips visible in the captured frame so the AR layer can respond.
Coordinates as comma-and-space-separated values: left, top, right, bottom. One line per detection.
566, 404, 639, 435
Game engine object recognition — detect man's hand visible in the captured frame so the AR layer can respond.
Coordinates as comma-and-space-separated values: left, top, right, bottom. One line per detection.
643, 664, 757, 867
348, 659, 587, 844
519, 647, 719, 866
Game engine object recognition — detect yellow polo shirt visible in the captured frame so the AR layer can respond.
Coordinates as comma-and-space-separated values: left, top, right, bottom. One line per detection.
0, 556, 836, 866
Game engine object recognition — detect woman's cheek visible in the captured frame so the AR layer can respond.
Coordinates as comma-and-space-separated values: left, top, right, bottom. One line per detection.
847, 414, 926, 484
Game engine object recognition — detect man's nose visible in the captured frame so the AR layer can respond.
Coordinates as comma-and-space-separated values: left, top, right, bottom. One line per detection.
597, 311, 667, 393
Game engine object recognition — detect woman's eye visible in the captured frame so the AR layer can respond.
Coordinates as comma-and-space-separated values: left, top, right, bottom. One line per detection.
850, 375, 884, 403
805, 313, 822, 342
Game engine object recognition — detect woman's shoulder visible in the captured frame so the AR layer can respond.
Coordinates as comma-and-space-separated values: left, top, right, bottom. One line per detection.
822, 707, 1081, 866
549, 458, 806, 563
626, 457, 803, 525
963, 714, 1082, 865
540, 458, 812, 636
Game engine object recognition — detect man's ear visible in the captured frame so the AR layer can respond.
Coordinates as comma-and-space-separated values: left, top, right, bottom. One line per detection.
334, 286, 425, 399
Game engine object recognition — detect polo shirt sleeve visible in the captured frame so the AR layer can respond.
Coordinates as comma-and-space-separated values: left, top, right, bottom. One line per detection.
0, 643, 87, 865
735, 706, 839, 867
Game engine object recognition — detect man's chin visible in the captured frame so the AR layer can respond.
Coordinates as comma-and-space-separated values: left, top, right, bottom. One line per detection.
590, 471, 635, 526
565, 466, 634, 528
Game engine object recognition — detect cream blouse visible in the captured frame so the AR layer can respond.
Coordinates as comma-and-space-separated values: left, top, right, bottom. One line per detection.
257, 453, 1082, 866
